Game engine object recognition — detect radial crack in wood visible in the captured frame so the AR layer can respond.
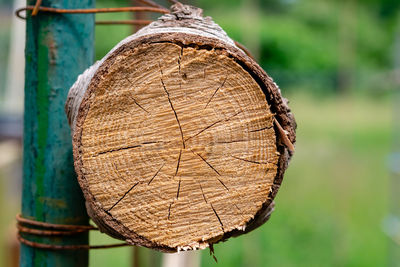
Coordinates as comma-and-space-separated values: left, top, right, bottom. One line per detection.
160, 68, 186, 149
204, 75, 228, 109
148, 163, 165, 185
108, 182, 139, 212
184, 111, 243, 143
66, 3, 296, 252
191, 150, 229, 191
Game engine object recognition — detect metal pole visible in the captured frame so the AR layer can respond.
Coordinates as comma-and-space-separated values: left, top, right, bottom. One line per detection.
20, 0, 94, 266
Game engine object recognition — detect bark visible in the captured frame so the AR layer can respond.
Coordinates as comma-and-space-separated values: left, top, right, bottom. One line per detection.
66, 3, 296, 252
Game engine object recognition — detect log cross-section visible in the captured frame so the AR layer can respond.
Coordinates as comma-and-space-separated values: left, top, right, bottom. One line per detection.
66, 3, 296, 252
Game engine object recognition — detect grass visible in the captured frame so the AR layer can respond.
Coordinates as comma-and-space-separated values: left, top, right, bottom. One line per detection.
199, 92, 392, 267
0, 93, 392, 266
87, 92, 392, 266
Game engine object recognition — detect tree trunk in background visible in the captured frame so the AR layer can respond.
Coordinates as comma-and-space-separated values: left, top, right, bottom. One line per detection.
20, 0, 94, 266
162, 251, 201, 267
241, 0, 260, 61
337, 0, 357, 94
131, 0, 147, 33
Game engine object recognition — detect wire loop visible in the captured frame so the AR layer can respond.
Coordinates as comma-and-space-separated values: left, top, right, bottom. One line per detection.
16, 214, 130, 250
96, 20, 153, 26
17, 234, 130, 250
16, 214, 97, 230
15, 5, 170, 20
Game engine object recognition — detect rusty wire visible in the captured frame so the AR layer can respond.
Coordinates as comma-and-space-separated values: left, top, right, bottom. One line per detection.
17, 234, 130, 250
16, 214, 97, 230
16, 5, 169, 19
15, 0, 172, 28
96, 20, 153, 26
136, 0, 167, 9
16, 214, 130, 250
31, 0, 42, 15
14, 1, 186, 26
17, 225, 89, 236
13, 0, 287, 254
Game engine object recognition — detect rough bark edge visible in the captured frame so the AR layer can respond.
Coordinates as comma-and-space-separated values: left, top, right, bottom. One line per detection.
67, 4, 296, 252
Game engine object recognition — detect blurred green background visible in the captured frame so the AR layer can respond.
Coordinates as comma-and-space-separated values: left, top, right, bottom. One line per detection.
0, 0, 399, 266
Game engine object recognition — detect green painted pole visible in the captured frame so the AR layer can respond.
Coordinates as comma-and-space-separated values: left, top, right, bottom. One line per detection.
21, 0, 94, 266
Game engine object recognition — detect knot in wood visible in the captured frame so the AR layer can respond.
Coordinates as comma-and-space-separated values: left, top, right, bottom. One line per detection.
170, 3, 203, 19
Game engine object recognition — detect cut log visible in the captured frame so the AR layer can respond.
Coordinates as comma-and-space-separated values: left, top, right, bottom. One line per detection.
65, 3, 296, 252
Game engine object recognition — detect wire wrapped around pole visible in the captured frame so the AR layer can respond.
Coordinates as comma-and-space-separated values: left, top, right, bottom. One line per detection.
17, 234, 130, 250
96, 20, 153, 26
16, 214, 130, 250
15, 5, 170, 20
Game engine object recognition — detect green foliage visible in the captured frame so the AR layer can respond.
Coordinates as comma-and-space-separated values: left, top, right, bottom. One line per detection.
200, 93, 391, 266
95, 0, 133, 60
195, 0, 397, 95
88, 2, 395, 265
94, 0, 397, 95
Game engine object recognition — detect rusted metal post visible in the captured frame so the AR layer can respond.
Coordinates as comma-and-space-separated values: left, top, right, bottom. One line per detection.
20, 0, 94, 266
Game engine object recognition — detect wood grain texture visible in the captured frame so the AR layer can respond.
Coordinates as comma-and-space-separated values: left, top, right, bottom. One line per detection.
66, 3, 296, 252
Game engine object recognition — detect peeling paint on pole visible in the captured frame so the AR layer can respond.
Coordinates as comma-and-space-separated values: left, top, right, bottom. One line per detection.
21, 0, 94, 266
